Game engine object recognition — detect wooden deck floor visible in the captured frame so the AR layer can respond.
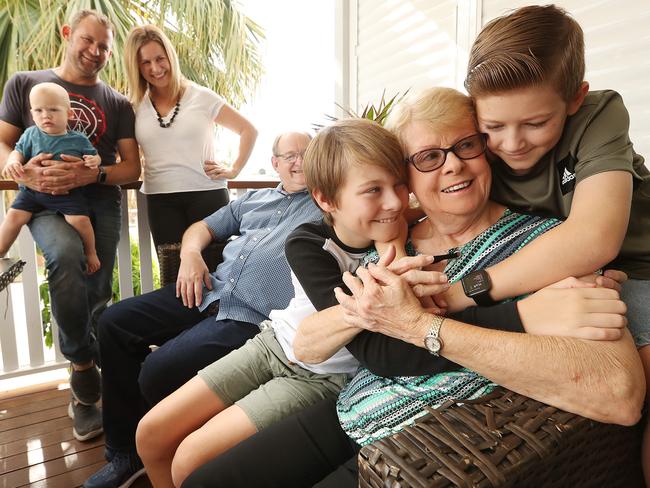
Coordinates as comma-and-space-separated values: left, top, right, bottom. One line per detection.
0, 381, 151, 488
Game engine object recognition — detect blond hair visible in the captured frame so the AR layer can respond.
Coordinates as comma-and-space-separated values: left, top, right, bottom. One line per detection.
304, 118, 407, 224
385, 87, 476, 146
465, 5, 584, 102
124, 25, 187, 106
29, 82, 71, 108
68, 10, 114, 36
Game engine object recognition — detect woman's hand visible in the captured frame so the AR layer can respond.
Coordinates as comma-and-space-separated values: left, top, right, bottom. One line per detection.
376, 245, 450, 313
334, 263, 428, 341
204, 160, 240, 180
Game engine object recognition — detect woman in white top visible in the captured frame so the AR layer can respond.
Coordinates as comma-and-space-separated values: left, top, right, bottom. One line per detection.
124, 25, 257, 250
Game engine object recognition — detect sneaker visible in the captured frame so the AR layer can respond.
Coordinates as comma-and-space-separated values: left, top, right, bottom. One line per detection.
84, 451, 145, 488
68, 398, 103, 441
70, 364, 101, 405
105, 445, 117, 462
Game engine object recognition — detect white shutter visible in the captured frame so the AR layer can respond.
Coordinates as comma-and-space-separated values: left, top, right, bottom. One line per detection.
345, 1, 649, 163
352, 0, 460, 112
482, 1, 650, 165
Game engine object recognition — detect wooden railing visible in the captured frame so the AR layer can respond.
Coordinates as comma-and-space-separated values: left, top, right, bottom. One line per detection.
0, 179, 278, 380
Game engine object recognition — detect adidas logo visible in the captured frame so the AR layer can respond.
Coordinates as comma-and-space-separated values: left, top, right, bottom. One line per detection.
562, 168, 576, 185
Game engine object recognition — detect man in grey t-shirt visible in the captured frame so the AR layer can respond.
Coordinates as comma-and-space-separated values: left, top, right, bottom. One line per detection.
0, 10, 140, 441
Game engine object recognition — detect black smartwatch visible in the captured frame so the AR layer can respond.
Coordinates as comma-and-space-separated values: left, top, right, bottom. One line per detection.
461, 269, 496, 306
96, 166, 107, 184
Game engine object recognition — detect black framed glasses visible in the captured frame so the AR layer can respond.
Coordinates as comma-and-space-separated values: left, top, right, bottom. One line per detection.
276, 151, 305, 163
406, 133, 487, 173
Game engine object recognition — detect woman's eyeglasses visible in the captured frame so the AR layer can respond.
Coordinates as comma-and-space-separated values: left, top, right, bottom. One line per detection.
406, 133, 487, 173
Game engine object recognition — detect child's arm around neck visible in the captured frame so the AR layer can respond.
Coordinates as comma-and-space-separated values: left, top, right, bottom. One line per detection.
443, 171, 632, 310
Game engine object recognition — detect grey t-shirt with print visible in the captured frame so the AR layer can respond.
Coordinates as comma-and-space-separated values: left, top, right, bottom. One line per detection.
0, 69, 135, 200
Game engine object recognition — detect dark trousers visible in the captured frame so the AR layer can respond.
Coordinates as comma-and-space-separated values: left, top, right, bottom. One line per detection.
146, 188, 230, 250
181, 398, 360, 488
98, 283, 258, 451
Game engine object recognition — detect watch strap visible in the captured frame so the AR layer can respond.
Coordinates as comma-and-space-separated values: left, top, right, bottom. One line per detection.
472, 289, 497, 306
96, 166, 107, 184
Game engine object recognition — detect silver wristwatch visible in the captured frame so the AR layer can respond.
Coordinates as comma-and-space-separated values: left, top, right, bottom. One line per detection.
424, 315, 445, 356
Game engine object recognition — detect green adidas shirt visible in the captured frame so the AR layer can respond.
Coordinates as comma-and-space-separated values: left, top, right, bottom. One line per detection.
489, 90, 650, 279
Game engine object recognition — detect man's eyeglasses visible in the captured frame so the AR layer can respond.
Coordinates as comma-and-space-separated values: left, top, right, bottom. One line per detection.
406, 133, 487, 173
276, 151, 305, 163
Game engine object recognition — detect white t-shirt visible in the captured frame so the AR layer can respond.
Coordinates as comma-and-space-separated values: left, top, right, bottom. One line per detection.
136, 82, 226, 194
270, 271, 359, 377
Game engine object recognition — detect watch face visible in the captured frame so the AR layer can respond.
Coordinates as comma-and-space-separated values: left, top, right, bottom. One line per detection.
425, 335, 441, 354
465, 271, 489, 296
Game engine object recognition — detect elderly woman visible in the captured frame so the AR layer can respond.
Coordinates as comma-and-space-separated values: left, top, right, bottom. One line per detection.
179, 88, 642, 488
336, 87, 561, 444
124, 25, 257, 251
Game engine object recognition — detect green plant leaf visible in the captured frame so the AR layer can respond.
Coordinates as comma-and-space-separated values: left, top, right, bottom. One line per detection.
0, 0, 264, 108
315, 89, 410, 130
39, 280, 53, 347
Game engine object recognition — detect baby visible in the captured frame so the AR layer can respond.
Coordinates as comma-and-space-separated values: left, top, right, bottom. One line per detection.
0, 82, 101, 272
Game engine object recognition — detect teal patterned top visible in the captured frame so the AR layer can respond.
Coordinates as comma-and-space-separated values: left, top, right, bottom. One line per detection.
337, 209, 561, 446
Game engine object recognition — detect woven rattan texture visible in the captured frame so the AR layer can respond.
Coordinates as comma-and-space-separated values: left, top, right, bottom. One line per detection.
359, 388, 643, 488
0, 259, 25, 292
158, 242, 226, 287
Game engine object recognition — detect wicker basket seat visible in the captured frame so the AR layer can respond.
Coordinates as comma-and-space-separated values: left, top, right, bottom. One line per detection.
158, 241, 227, 287
359, 387, 643, 487
0, 258, 25, 292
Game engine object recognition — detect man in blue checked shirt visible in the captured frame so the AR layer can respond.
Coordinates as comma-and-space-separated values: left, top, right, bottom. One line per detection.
85, 131, 321, 488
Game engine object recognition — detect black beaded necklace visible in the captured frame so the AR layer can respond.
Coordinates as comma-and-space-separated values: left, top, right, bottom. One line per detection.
151, 98, 180, 128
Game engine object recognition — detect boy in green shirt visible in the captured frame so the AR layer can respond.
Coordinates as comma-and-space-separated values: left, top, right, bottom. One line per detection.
450, 4, 649, 481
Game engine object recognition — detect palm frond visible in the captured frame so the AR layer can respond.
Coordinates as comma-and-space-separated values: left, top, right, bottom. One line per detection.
0, 0, 264, 107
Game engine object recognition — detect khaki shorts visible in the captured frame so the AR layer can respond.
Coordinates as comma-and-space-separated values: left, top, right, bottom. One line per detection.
198, 327, 349, 430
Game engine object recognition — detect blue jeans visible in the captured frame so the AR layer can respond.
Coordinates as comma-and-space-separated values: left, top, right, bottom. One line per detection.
98, 283, 259, 451
28, 192, 121, 364
620, 278, 650, 347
